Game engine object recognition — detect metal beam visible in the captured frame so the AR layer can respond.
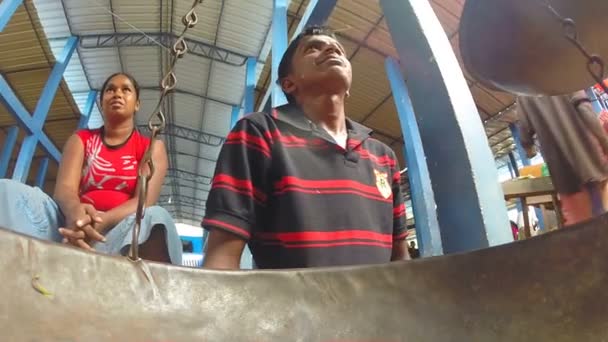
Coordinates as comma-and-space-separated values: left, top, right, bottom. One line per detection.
166, 168, 212, 186
258, 0, 338, 111
381, 0, 512, 254
270, 0, 288, 108
137, 87, 238, 108
0, 0, 22, 32
79, 90, 98, 129
0, 125, 18, 177
230, 105, 240, 129
12, 36, 78, 181
0, 77, 60, 161
35, 157, 49, 188
165, 177, 211, 191
138, 124, 225, 147
78, 32, 249, 67
159, 194, 206, 207
244, 56, 257, 115
385, 57, 441, 257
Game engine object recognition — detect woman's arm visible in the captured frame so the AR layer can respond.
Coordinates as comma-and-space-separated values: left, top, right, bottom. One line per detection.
98, 139, 169, 232
54, 134, 105, 248
53, 134, 84, 214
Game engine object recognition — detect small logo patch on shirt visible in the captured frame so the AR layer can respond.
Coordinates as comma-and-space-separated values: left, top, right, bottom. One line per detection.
374, 169, 392, 199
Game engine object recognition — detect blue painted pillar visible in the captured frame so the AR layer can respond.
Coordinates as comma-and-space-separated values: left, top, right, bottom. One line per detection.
230, 105, 240, 129
381, 0, 512, 253
0, 126, 18, 178
508, 152, 520, 177
257, 0, 337, 112
0, 0, 22, 32
509, 123, 530, 167
271, 0, 288, 108
79, 90, 98, 129
244, 57, 256, 114
12, 36, 78, 182
35, 157, 49, 188
506, 160, 515, 179
587, 88, 604, 114
385, 57, 442, 257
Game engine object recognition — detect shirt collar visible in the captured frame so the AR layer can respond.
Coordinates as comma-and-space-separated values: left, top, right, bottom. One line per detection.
273, 103, 373, 142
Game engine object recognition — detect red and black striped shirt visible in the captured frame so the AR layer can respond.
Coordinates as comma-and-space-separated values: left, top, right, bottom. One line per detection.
202, 104, 407, 268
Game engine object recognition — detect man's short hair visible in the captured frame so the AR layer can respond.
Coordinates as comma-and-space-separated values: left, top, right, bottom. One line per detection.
277, 26, 338, 104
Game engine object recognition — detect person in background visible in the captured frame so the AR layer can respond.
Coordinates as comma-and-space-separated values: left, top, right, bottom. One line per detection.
517, 90, 608, 226
201, 26, 409, 269
408, 241, 420, 259
0, 73, 182, 264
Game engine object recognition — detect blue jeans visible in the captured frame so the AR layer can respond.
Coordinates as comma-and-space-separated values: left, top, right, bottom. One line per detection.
0, 179, 182, 265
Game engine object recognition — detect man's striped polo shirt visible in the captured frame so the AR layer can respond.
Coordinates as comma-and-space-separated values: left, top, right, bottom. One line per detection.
202, 104, 407, 269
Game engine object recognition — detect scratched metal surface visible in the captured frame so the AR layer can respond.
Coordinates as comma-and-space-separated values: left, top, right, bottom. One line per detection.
0, 214, 607, 341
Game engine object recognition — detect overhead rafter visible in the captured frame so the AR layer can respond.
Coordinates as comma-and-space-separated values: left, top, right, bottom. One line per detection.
77, 32, 251, 67
137, 124, 225, 146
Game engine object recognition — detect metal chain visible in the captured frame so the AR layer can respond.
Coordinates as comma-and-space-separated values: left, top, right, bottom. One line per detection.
128, 0, 204, 261
541, 0, 608, 94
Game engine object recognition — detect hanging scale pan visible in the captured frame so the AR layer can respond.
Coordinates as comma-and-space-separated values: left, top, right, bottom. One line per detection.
459, 0, 608, 96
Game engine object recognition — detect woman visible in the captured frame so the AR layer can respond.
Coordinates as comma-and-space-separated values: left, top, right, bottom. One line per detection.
0, 73, 182, 264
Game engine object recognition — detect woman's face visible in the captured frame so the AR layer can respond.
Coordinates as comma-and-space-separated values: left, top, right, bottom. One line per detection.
101, 74, 139, 121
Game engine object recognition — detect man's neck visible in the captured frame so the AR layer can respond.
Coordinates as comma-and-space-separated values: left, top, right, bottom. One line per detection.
103, 119, 134, 144
298, 94, 347, 136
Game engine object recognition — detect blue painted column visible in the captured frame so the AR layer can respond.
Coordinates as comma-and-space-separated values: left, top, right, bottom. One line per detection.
230, 105, 240, 129
0, 0, 22, 32
0, 126, 19, 178
79, 90, 98, 129
509, 124, 530, 167
0, 78, 61, 161
381, 0, 512, 253
257, 0, 338, 112
244, 57, 256, 114
271, 0, 289, 108
508, 152, 520, 177
35, 157, 49, 188
385, 57, 442, 257
12, 36, 78, 182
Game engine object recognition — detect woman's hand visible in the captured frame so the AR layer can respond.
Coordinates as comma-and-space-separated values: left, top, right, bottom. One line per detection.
59, 203, 106, 250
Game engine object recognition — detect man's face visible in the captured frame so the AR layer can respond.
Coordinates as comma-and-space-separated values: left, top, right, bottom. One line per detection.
281, 34, 352, 99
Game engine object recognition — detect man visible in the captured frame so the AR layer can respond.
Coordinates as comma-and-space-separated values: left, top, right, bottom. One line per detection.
202, 26, 409, 269
517, 90, 608, 226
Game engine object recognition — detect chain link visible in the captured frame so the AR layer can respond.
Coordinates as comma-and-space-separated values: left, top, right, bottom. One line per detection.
129, 0, 204, 261
541, 0, 608, 94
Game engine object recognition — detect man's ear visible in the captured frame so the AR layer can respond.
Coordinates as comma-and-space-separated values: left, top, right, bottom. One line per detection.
135, 99, 140, 112
280, 77, 296, 97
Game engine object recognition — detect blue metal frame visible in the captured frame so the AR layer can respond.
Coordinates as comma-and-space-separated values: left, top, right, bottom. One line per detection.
230, 105, 240, 129
35, 157, 49, 188
0, 0, 22, 32
79, 90, 98, 129
381, 0, 512, 253
10, 36, 78, 182
509, 123, 531, 167
271, 0, 289, 108
385, 57, 442, 257
258, 0, 338, 111
244, 57, 257, 114
0, 126, 19, 178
